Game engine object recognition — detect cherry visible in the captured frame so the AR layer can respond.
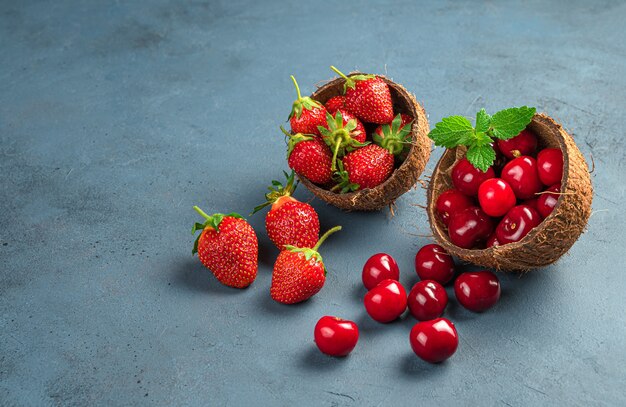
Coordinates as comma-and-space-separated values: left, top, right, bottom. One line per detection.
364, 279, 407, 323
451, 158, 496, 196
478, 178, 517, 217
501, 156, 544, 200
435, 189, 474, 226
536, 183, 561, 218
409, 318, 458, 363
362, 253, 400, 290
314, 316, 359, 357
522, 197, 539, 212
537, 148, 564, 186
447, 207, 494, 249
496, 205, 542, 244
486, 233, 500, 248
408, 280, 448, 321
454, 271, 501, 312
414, 244, 455, 285
497, 129, 538, 159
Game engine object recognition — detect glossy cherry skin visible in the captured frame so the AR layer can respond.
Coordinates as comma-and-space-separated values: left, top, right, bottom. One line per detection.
497, 129, 538, 159
496, 205, 542, 244
447, 207, 494, 249
537, 183, 561, 218
454, 271, 501, 312
522, 197, 539, 212
362, 253, 400, 290
537, 148, 564, 186
314, 316, 359, 357
478, 178, 517, 217
414, 244, 455, 285
364, 279, 407, 323
409, 318, 458, 363
436, 189, 474, 226
408, 280, 448, 321
501, 156, 544, 200
451, 158, 496, 196
486, 233, 500, 248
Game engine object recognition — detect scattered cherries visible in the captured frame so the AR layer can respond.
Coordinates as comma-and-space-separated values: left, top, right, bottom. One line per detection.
409, 318, 458, 363
408, 280, 448, 321
362, 253, 400, 290
414, 244, 455, 285
454, 271, 501, 312
364, 279, 407, 323
314, 316, 359, 357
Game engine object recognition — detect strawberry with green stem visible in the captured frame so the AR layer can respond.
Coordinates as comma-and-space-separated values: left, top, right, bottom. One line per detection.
318, 110, 367, 171
192, 207, 258, 288
252, 171, 320, 250
281, 126, 333, 185
289, 75, 327, 136
330, 66, 394, 124
373, 113, 414, 161
270, 226, 341, 304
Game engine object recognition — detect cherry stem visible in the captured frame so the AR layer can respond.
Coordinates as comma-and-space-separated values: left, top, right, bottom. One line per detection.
331, 139, 342, 171
193, 206, 211, 221
313, 226, 342, 251
290, 75, 302, 101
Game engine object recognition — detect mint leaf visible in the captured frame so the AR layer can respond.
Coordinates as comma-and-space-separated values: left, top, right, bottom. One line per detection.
475, 109, 491, 133
491, 106, 536, 140
428, 116, 474, 148
466, 144, 496, 172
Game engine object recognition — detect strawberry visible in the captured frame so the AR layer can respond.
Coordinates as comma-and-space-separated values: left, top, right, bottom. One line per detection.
330, 66, 394, 124
288, 75, 327, 136
252, 171, 320, 250
192, 207, 258, 288
318, 110, 367, 171
280, 126, 333, 184
373, 113, 414, 160
324, 96, 346, 114
334, 144, 395, 191
270, 226, 341, 304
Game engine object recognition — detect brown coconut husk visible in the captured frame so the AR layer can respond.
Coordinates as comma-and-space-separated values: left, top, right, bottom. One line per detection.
297, 73, 431, 211
427, 113, 593, 271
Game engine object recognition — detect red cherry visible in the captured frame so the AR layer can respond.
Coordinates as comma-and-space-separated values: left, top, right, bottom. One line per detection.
447, 207, 494, 249
454, 271, 501, 312
537, 148, 564, 186
451, 158, 496, 196
501, 156, 544, 200
362, 253, 400, 290
486, 233, 500, 248
414, 244, 455, 285
314, 316, 359, 357
523, 197, 539, 212
408, 280, 448, 321
477, 178, 517, 217
536, 183, 561, 218
409, 318, 458, 363
364, 279, 407, 323
496, 205, 542, 244
435, 189, 474, 226
497, 129, 538, 159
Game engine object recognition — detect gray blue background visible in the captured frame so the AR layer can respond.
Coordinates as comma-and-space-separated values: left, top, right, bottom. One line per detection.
1, 1, 625, 405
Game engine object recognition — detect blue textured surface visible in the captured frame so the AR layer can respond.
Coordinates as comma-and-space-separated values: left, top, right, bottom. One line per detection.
1, 1, 625, 405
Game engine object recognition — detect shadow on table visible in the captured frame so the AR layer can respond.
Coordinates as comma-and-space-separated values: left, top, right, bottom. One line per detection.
296, 346, 350, 372
398, 352, 450, 378
169, 257, 251, 295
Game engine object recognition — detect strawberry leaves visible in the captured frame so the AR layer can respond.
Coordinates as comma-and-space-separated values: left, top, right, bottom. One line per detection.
191, 207, 244, 254
373, 113, 413, 156
428, 106, 536, 172
289, 75, 322, 119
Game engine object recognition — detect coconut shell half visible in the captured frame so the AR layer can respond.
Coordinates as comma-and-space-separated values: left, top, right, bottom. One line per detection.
297, 74, 431, 211
427, 113, 593, 271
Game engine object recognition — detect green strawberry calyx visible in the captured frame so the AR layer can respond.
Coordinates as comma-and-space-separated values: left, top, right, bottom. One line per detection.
280, 126, 316, 159
289, 75, 322, 120
330, 160, 360, 194
284, 225, 342, 275
191, 206, 243, 254
330, 66, 376, 93
251, 170, 298, 214
318, 111, 368, 171
373, 114, 414, 156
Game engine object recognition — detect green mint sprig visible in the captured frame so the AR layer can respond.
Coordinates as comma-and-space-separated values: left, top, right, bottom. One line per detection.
428, 106, 536, 172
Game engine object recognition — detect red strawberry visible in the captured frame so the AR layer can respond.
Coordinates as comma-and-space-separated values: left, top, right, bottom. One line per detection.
334, 144, 394, 191
270, 226, 341, 304
252, 171, 320, 250
324, 96, 346, 114
192, 207, 258, 288
318, 110, 367, 171
330, 66, 394, 124
289, 75, 327, 136
373, 113, 414, 160
281, 126, 333, 184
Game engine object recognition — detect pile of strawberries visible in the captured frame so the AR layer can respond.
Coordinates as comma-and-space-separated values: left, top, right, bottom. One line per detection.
286, 66, 414, 192
435, 129, 565, 249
